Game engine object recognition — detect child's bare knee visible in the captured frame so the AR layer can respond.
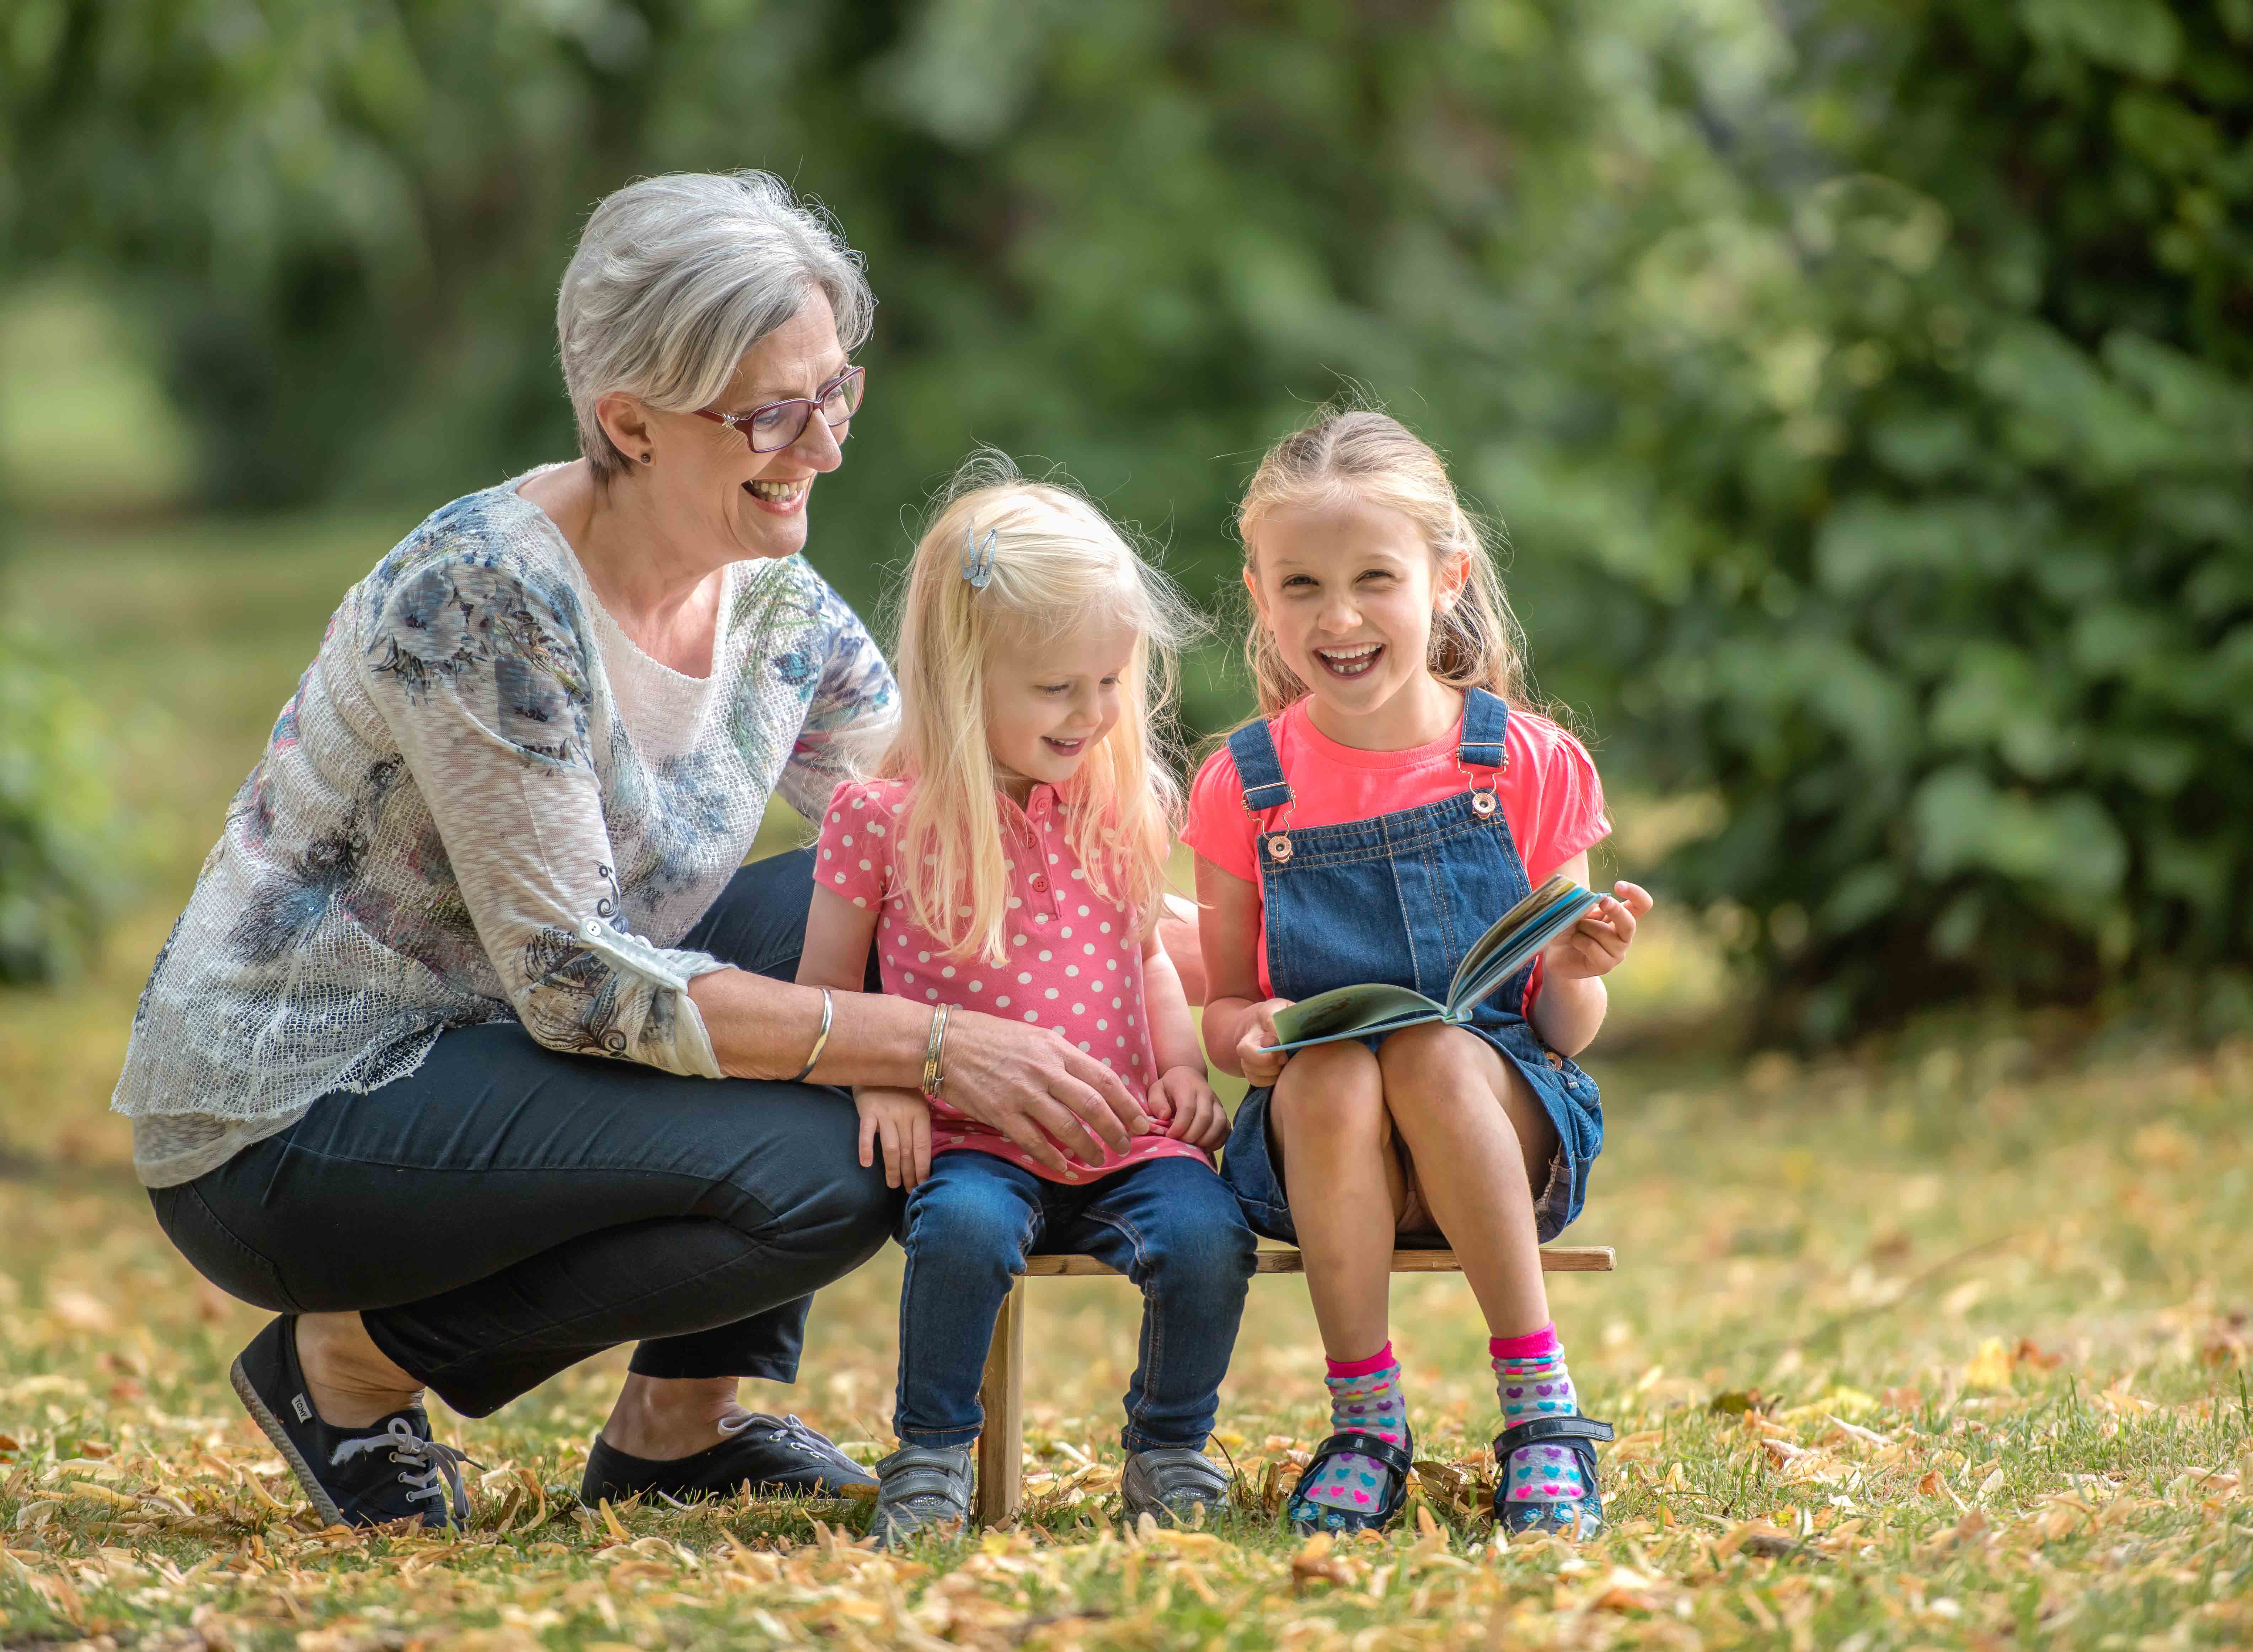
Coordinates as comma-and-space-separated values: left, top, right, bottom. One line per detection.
1272, 1041, 1385, 1133
1376, 1021, 1489, 1098
1277, 1039, 1379, 1092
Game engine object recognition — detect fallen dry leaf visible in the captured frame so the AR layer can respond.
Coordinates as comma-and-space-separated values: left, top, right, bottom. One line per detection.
1963, 1337, 2016, 1393
45, 1289, 114, 1334
1708, 1389, 1772, 1416
1715, 1519, 1799, 1561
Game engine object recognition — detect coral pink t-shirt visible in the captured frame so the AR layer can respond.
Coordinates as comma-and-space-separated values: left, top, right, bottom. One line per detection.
1181, 699, 1609, 1001
815, 777, 1210, 1183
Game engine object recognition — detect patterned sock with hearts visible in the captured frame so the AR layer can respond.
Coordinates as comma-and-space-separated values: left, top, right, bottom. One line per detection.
1299, 1346, 1407, 1514
1494, 1325, 1586, 1504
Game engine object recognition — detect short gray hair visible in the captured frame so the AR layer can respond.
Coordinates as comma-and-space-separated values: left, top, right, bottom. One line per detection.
557, 171, 875, 477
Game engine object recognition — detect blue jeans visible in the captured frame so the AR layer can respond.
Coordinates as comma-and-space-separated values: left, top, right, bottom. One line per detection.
896, 1151, 1255, 1453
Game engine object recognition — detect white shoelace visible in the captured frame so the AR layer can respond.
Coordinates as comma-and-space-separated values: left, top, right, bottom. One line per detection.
330, 1416, 475, 1509
719, 1412, 846, 1464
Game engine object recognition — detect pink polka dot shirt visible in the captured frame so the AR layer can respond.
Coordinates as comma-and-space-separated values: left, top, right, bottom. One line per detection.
815, 777, 1209, 1183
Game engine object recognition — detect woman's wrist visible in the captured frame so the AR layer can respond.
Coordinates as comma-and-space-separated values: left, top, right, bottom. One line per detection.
692, 968, 933, 1086
791, 987, 834, 1081
825, 986, 951, 1088
919, 1003, 953, 1100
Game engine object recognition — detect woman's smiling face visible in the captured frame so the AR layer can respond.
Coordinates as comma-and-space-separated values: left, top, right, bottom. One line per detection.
618, 289, 853, 563
1244, 494, 1457, 726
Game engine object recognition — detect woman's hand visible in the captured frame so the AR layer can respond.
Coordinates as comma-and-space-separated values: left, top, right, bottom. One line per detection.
1542, 882, 1654, 982
1234, 999, 1296, 1088
1149, 1065, 1230, 1150
855, 1087, 932, 1190
938, 1011, 1151, 1175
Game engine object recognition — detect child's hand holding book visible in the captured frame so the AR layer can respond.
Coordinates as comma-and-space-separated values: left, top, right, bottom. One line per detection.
1235, 1001, 1296, 1086
1539, 884, 1654, 982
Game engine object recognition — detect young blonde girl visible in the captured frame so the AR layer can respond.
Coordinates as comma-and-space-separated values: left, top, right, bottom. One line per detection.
1187, 409, 1653, 1537
798, 461, 1254, 1543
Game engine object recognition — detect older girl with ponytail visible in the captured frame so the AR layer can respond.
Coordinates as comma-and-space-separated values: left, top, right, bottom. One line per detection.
1186, 408, 1653, 1538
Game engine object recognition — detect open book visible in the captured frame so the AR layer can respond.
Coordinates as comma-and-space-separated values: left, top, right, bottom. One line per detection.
1260, 875, 1607, 1054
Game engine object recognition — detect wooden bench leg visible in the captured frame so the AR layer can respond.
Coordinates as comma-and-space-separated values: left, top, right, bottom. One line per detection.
974, 1276, 1024, 1527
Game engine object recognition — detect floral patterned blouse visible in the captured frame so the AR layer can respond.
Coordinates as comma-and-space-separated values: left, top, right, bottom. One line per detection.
113, 469, 896, 1187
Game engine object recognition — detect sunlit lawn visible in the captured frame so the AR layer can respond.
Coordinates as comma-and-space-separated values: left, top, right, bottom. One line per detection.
2, 515, 2249, 1651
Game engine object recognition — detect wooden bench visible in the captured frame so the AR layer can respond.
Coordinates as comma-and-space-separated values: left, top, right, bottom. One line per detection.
972, 1244, 1616, 1525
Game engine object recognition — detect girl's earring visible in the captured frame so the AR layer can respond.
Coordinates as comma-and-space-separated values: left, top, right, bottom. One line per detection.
639, 452, 653, 465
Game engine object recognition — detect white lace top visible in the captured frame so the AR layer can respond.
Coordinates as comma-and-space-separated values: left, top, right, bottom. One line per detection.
113, 470, 896, 1186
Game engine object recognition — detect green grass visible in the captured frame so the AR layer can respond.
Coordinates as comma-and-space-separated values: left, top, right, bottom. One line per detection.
2, 513, 2250, 1651
0, 285, 196, 519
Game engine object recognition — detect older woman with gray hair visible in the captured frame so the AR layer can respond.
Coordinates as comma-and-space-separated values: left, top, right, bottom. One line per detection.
112, 171, 1155, 1529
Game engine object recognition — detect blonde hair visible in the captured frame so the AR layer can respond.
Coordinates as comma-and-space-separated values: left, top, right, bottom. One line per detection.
881, 456, 1200, 966
1236, 407, 1534, 720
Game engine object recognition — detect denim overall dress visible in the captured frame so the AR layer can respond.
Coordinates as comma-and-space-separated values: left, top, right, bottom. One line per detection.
1218, 690, 1603, 1246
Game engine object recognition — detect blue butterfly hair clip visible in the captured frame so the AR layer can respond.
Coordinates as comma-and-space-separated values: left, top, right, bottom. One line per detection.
961, 525, 998, 590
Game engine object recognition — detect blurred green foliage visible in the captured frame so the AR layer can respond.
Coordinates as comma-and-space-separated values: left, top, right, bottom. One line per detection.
1, 0, 2247, 1032
0, 625, 128, 983
1537, 0, 2253, 1036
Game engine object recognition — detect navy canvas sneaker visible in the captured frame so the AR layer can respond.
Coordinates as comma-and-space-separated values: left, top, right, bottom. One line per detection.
229, 1316, 472, 1529
581, 1411, 877, 1506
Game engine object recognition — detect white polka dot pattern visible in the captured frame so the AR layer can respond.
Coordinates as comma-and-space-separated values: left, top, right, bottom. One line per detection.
810, 775, 1192, 1185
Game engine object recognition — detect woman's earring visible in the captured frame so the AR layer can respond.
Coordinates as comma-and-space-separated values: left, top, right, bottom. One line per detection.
639, 452, 653, 465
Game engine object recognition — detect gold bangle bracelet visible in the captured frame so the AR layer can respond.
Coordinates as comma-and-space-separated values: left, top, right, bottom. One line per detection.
932, 1002, 949, 1096
920, 1005, 943, 1097
921, 1004, 951, 1100
790, 988, 833, 1083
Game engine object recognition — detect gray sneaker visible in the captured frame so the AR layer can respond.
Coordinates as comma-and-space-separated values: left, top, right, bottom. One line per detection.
870, 1444, 973, 1547
1122, 1447, 1231, 1525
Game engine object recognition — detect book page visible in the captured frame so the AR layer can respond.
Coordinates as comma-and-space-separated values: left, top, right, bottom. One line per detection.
1446, 880, 1604, 1017
1266, 983, 1446, 1051
1448, 874, 1580, 999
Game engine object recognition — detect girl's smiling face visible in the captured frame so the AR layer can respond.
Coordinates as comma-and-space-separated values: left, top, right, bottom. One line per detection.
981, 612, 1140, 799
1245, 494, 1464, 741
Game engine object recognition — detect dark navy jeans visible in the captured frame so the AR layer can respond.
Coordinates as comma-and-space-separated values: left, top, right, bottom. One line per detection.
895, 1150, 1254, 1454
148, 850, 895, 1418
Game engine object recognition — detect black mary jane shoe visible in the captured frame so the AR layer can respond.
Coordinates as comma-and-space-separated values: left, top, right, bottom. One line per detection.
1285, 1425, 1416, 1535
581, 1412, 877, 1507
1492, 1414, 1614, 1538
229, 1315, 474, 1529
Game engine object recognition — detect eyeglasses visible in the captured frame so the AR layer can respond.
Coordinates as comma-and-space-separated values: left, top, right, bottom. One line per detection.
695, 366, 865, 454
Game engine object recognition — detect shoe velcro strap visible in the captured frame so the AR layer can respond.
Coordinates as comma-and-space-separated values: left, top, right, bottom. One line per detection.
1309, 1430, 1414, 1479
1493, 1415, 1615, 1460
1136, 1449, 1227, 1494
879, 1464, 970, 1504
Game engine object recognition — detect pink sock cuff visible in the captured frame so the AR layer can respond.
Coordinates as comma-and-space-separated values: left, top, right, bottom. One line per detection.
1327, 1343, 1397, 1380
1489, 1324, 1561, 1362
